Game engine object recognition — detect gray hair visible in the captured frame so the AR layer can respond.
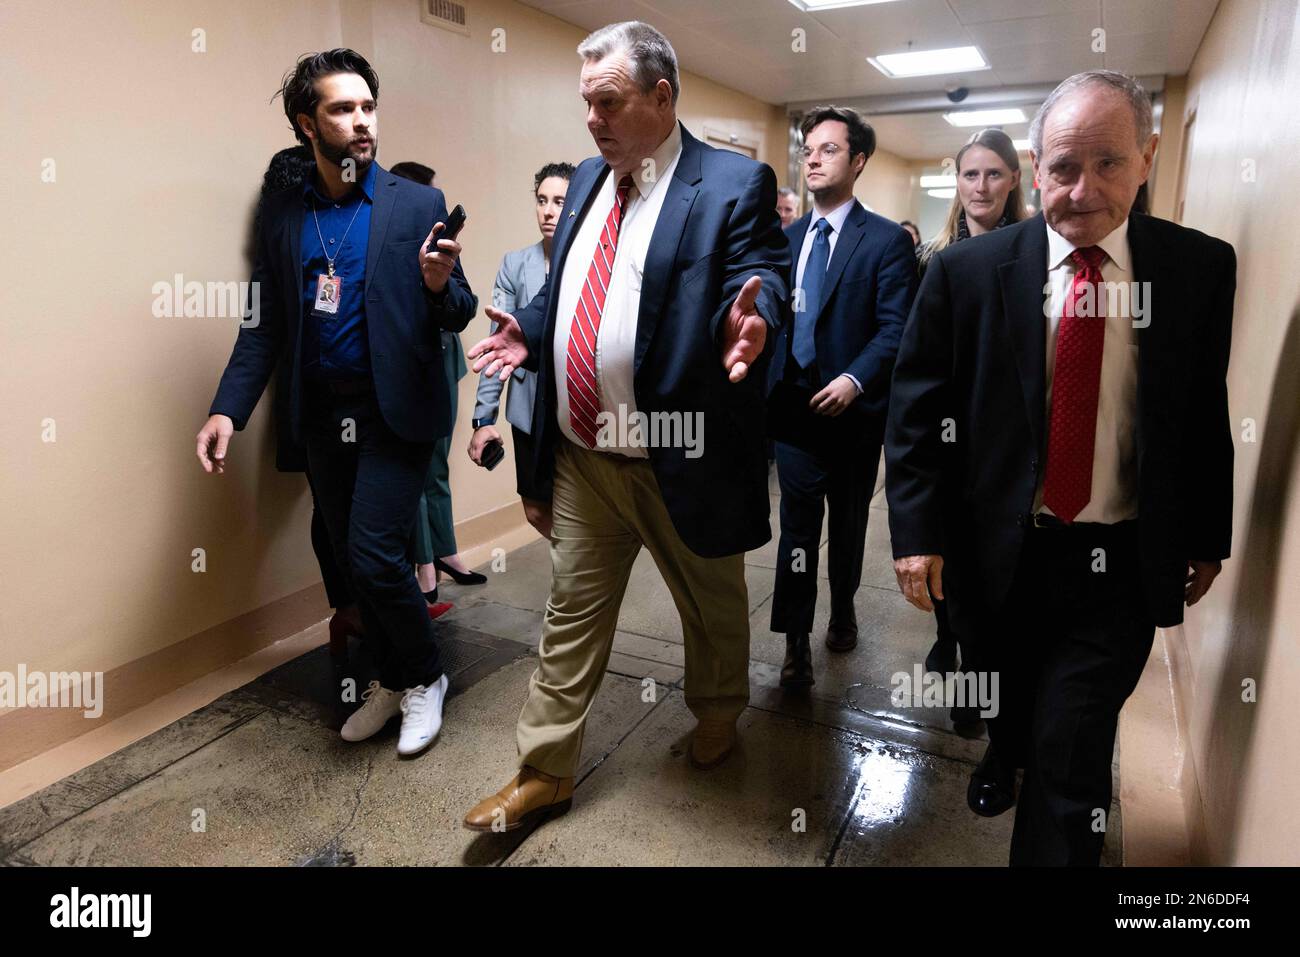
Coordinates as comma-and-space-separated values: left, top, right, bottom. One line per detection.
577, 21, 680, 106
1028, 70, 1154, 157
777, 186, 797, 199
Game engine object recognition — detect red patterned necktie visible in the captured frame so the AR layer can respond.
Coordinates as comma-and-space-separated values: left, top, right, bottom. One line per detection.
1042, 245, 1108, 523
565, 174, 633, 448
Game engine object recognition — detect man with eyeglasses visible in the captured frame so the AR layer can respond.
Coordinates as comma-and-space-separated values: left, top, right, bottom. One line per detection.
765, 106, 917, 689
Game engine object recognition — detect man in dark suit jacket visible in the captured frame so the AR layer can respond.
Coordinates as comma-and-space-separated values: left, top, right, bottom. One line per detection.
766, 106, 917, 688
195, 50, 476, 758
886, 70, 1234, 865
462, 21, 790, 832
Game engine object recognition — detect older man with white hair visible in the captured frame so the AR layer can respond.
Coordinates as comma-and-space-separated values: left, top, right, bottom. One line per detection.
886, 70, 1236, 865
463, 21, 790, 832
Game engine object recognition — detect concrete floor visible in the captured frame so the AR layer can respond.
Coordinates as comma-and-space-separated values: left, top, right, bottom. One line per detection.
0, 458, 1122, 866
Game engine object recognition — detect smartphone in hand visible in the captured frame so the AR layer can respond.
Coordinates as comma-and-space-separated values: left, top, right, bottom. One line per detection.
436, 204, 467, 244
480, 437, 505, 471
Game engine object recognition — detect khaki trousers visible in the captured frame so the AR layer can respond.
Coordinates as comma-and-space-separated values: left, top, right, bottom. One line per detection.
516, 440, 751, 777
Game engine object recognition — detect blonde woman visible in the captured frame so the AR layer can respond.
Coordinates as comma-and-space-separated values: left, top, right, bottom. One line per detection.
918, 127, 1028, 278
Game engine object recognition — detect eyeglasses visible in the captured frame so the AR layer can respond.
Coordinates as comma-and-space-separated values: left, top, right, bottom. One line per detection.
800, 144, 843, 161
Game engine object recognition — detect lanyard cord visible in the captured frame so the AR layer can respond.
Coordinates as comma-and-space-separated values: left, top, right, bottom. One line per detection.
312, 193, 365, 277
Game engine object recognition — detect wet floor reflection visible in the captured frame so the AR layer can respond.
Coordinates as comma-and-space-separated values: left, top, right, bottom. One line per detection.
832, 737, 1015, 866
845, 740, 920, 829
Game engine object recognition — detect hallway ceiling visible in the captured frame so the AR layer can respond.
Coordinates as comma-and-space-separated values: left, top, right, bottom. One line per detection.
517, 0, 1219, 159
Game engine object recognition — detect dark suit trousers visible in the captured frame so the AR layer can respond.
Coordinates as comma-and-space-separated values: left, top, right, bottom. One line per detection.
302, 384, 444, 691
770, 436, 879, 636
964, 520, 1155, 866
410, 366, 459, 565
304, 466, 352, 610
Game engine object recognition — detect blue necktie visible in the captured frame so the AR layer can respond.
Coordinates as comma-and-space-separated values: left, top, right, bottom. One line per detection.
793, 218, 831, 368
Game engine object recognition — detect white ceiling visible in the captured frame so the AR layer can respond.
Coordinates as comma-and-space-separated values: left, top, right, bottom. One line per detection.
516, 0, 1219, 158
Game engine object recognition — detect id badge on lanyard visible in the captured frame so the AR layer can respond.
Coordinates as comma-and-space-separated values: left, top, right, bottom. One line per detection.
313, 272, 342, 316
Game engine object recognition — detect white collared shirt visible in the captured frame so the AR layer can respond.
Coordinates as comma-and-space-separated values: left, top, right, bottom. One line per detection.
794, 196, 854, 292
1035, 217, 1140, 523
552, 122, 684, 456
794, 196, 862, 391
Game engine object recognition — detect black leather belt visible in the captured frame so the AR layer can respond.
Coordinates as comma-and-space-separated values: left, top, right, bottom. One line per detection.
1019, 512, 1138, 535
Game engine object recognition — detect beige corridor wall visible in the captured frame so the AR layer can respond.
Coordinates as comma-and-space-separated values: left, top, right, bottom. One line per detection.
853, 146, 917, 224
0, 0, 785, 736
1160, 0, 1300, 864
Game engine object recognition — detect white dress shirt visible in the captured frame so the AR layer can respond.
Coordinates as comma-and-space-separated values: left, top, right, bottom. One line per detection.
552, 122, 684, 457
794, 196, 862, 392
1034, 217, 1140, 523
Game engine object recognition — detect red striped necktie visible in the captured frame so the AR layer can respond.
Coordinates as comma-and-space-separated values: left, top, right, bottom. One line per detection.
1042, 245, 1108, 523
565, 174, 634, 448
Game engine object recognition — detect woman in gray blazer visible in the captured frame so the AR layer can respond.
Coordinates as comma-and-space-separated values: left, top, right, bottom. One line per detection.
469, 163, 574, 532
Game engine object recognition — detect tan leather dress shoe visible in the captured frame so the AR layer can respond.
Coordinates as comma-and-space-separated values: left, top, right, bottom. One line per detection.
463, 766, 574, 832
689, 718, 737, 770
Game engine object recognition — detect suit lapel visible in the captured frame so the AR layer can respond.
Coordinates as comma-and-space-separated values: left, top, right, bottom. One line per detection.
635, 123, 701, 375
1126, 212, 1162, 475
780, 214, 810, 368
514, 242, 547, 382
814, 201, 867, 324
551, 162, 607, 294
996, 215, 1050, 451
541, 159, 607, 395
787, 213, 810, 279
364, 166, 396, 288
525, 241, 547, 297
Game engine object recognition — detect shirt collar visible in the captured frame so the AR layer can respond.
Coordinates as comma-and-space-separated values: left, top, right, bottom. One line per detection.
627, 121, 683, 203
303, 159, 378, 205
808, 195, 855, 236
1045, 215, 1131, 272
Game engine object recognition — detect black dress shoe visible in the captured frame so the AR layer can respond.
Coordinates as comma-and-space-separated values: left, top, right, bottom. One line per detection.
434, 557, 487, 585
967, 743, 1016, 817
824, 619, 858, 653
422, 587, 438, 603
780, 633, 815, 689
925, 636, 958, 675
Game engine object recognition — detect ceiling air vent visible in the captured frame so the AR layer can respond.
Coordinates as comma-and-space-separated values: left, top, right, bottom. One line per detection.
421, 0, 469, 36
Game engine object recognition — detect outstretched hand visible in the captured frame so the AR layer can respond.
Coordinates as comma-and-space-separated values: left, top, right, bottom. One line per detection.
720, 275, 768, 383
468, 306, 530, 381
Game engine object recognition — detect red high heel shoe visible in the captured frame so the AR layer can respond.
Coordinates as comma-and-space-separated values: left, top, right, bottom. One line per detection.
422, 585, 453, 622
425, 588, 454, 621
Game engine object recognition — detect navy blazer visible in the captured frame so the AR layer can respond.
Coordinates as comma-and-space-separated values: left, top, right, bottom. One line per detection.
210, 164, 477, 444
768, 201, 918, 425
510, 124, 792, 558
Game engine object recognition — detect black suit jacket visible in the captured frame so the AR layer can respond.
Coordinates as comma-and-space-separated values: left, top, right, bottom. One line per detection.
210, 164, 476, 445
885, 212, 1235, 628
511, 124, 791, 558
767, 201, 918, 431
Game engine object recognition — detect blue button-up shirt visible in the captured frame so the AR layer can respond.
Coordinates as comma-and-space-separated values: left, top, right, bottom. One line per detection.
300, 161, 375, 382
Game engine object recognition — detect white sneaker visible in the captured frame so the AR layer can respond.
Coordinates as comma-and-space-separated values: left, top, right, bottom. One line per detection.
397, 674, 450, 757
340, 681, 403, 742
